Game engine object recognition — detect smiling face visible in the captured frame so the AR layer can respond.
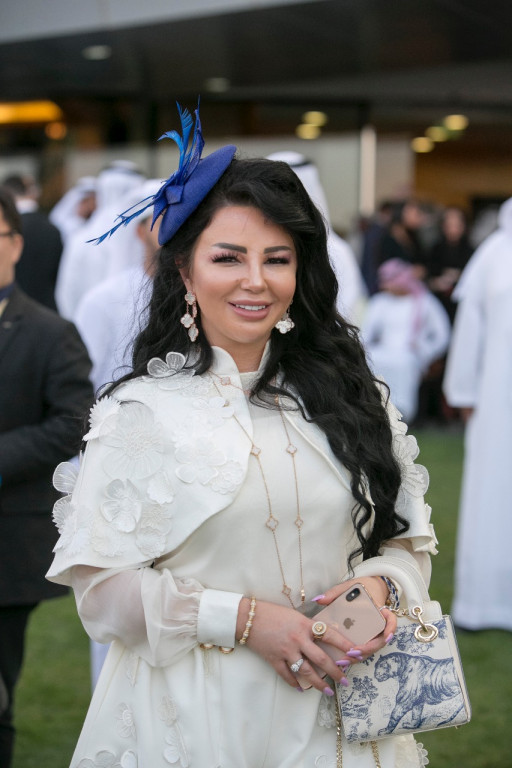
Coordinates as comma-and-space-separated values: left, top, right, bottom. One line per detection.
180, 205, 297, 371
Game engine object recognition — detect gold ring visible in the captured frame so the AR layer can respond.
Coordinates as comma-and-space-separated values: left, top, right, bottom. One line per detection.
312, 621, 328, 640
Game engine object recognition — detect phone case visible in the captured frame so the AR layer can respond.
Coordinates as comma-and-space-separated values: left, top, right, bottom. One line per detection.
315, 583, 386, 654
295, 583, 386, 689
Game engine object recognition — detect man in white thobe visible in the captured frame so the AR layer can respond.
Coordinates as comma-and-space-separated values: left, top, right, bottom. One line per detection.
443, 197, 512, 631
267, 152, 367, 325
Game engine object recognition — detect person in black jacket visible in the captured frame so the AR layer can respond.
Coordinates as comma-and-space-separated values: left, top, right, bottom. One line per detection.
0, 187, 94, 767
2, 174, 63, 311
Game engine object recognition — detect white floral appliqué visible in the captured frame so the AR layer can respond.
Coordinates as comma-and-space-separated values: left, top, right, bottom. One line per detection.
317, 692, 336, 728
175, 439, 226, 485
416, 742, 430, 766
52, 497, 90, 554
53, 461, 79, 494
116, 703, 136, 738
100, 402, 165, 480
147, 352, 195, 391
77, 749, 137, 768
101, 480, 142, 532
163, 726, 189, 767
148, 472, 175, 504
191, 396, 234, 428
84, 396, 121, 441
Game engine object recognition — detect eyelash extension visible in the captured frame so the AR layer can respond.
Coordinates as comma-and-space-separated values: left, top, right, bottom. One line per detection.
211, 252, 291, 264
211, 252, 239, 262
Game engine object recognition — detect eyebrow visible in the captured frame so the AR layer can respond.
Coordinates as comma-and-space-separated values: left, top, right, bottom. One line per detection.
213, 242, 294, 254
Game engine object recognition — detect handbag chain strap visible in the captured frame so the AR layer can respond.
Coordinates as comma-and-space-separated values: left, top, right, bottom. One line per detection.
336, 696, 382, 768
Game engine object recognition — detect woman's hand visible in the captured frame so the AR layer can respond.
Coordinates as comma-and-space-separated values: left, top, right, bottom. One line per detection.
311, 577, 397, 663
236, 598, 365, 694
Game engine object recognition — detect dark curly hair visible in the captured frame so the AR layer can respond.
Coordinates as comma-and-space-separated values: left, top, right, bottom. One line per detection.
106, 156, 407, 566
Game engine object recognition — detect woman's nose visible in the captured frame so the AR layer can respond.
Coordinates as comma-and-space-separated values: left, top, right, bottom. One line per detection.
241, 260, 266, 290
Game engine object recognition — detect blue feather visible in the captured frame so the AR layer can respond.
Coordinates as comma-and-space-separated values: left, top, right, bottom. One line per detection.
89, 101, 205, 245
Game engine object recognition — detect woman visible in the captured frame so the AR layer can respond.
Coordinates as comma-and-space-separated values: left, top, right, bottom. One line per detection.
47, 106, 437, 768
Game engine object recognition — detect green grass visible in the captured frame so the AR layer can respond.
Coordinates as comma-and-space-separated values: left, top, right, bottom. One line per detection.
12, 428, 512, 767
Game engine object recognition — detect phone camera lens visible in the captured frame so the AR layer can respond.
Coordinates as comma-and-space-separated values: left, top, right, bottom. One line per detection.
346, 587, 360, 602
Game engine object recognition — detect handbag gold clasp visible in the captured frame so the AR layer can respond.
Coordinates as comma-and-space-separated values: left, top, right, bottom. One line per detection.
410, 605, 439, 642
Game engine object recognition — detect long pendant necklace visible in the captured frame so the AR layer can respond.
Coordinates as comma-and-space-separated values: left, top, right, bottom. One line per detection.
210, 372, 306, 609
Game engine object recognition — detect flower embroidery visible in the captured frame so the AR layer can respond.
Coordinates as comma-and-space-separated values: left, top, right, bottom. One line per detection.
52, 497, 90, 554
83, 396, 121, 441
91, 519, 129, 558
163, 725, 189, 766
53, 461, 79, 494
77, 749, 137, 768
314, 757, 336, 768
100, 402, 165, 480
158, 695, 178, 726
191, 396, 234, 428
175, 439, 226, 485
101, 480, 142, 533
119, 753, 137, 768
317, 693, 336, 728
209, 460, 244, 494
135, 503, 173, 558
147, 352, 195, 391
116, 704, 136, 738
416, 742, 430, 766
148, 472, 175, 504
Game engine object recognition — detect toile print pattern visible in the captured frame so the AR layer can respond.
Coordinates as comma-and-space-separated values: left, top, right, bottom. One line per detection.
338, 617, 469, 742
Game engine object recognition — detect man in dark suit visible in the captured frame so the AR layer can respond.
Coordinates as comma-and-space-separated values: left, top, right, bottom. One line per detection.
2, 174, 63, 311
0, 187, 94, 767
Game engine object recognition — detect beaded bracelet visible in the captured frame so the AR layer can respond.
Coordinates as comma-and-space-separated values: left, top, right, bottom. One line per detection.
239, 597, 257, 645
380, 576, 400, 610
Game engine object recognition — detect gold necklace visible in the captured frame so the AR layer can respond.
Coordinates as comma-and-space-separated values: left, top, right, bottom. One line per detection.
210, 374, 306, 609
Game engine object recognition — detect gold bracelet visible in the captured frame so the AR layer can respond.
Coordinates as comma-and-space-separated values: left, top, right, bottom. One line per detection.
239, 597, 257, 645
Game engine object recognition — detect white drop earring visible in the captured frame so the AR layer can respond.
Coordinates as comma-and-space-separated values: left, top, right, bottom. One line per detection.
180, 290, 199, 341
275, 306, 295, 334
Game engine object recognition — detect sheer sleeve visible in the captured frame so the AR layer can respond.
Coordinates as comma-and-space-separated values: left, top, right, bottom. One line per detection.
70, 564, 242, 667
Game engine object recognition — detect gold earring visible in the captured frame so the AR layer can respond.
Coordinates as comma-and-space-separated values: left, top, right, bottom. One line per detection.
181, 290, 199, 341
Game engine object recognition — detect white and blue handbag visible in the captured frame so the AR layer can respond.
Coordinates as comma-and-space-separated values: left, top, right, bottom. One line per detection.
337, 558, 471, 742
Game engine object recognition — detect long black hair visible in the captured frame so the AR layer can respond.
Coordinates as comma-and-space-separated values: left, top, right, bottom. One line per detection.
107, 157, 407, 566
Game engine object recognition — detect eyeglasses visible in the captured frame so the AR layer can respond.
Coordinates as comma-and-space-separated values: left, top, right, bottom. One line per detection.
0, 231, 16, 238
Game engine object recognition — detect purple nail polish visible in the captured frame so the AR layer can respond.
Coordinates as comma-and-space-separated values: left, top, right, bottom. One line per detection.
323, 686, 335, 697
295, 686, 304, 692
311, 594, 325, 602
385, 633, 394, 645
346, 649, 363, 659
339, 677, 349, 687
335, 659, 351, 667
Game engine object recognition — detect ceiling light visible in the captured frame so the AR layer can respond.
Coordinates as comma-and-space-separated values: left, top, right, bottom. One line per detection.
302, 111, 328, 127
82, 45, 112, 61
411, 136, 434, 153
443, 114, 468, 131
296, 124, 321, 140
0, 100, 64, 124
425, 125, 449, 142
204, 77, 230, 93
45, 122, 67, 140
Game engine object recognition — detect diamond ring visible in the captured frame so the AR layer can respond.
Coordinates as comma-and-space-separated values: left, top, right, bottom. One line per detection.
312, 621, 328, 640
290, 658, 305, 674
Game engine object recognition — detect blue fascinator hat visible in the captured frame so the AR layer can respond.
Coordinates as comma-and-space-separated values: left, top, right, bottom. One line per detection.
90, 103, 236, 246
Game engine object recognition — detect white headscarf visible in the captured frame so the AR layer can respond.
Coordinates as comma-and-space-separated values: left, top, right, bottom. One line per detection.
266, 151, 366, 322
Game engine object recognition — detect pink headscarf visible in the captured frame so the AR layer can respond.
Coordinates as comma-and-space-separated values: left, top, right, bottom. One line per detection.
377, 258, 426, 347
378, 258, 426, 296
